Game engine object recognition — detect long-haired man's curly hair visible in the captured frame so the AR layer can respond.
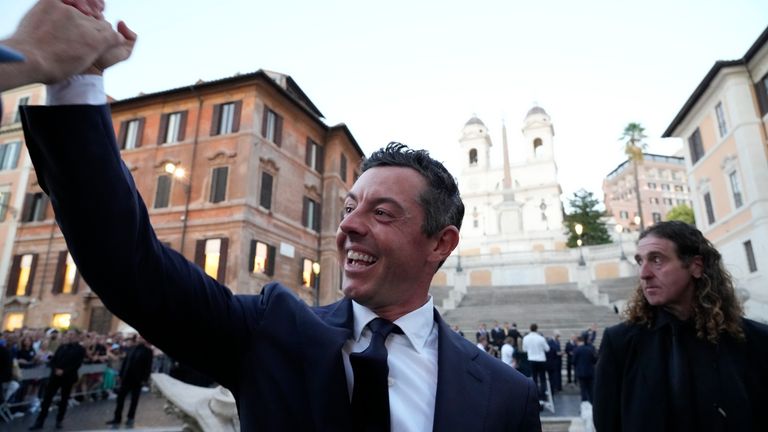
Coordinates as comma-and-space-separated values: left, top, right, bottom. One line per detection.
624, 221, 744, 343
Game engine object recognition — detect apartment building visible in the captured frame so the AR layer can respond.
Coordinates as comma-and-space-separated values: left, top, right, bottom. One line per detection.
603, 152, 691, 232
663, 26, 768, 321
3, 70, 364, 332
0, 84, 45, 332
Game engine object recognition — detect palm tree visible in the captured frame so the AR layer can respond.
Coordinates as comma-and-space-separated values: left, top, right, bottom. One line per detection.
620, 123, 647, 231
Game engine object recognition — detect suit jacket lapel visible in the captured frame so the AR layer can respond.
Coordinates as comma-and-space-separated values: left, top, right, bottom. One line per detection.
300, 298, 354, 430
433, 310, 490, 431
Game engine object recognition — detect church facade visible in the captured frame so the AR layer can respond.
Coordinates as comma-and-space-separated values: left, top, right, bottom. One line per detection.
457, 106, 567, 256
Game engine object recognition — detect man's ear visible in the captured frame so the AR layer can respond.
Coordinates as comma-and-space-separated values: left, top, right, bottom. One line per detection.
428, 225, 460, 264
690, 255, 704, 279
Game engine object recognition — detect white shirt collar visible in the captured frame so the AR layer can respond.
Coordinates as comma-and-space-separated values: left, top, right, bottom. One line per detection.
351, 296, 435, 355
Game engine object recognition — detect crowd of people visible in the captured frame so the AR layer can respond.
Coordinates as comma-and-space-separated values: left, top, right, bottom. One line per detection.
0, 327, 163, 429
463, 321, 599, 406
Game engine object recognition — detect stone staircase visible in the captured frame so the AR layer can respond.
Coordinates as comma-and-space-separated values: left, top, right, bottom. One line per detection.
596, 276, 637, 303
438, 282, 623, 343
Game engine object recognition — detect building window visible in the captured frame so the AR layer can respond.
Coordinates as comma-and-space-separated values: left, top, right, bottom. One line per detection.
715, 102, 728, 137
302, 197, 321, 231
154, 175, 172, 209
301, 258, 318, 288
118, 118, 144, 150
0, 141, 21, 171
674, 185, 684, 192
194, 238, 228, 282
729, 171, 743, 209
652, 212, 662, 223
0, 190, 10, 222
533, 138, 543, 157
21, 192, 47, 222
744, 240, 757, 273
704, 192, 716, 225
649, 197, 659, 204
249, 240, 275, 276
51, 313, 72, 330
6, 253, 37, 297
647, 182, 657, 190
262, 106, 283, 145
469, 149, 478, 165
620, 210, 628, 219
209, 166, 228, 203
663, 198, 673, 205
259, 172, 273, 210
13, 96, 29, 123
473, 219, 479, 228
211, 101, 242, 136
340, 154, 348, 182
159, 111, 187, 144
661, 184, 670, 191
757, 73, 768, 115
305, 139, 323, 172
3, 313, 24, 331
688, 128, 705, 164
53, 252, 79, 294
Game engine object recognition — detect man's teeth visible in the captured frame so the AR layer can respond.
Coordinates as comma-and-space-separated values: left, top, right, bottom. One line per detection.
347, 251, 376, 263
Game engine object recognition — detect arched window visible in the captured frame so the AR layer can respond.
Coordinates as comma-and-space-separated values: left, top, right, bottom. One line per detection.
469, 149, 478, 165
533, 138, 543, 157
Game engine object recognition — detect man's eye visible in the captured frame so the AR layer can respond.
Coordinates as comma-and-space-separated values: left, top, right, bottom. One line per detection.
652, 256, 662, 264
344, 206, 354, 213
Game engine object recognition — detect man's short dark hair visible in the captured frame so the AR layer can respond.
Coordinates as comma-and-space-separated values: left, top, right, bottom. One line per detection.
362, 142, 464, 237
530, 323, 538, 332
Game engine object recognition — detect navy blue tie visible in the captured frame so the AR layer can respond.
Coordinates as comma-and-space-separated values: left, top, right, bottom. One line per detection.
350, 318, 401, 432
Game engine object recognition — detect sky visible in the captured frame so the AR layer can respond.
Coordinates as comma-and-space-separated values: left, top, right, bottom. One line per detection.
2, 1, 767, 210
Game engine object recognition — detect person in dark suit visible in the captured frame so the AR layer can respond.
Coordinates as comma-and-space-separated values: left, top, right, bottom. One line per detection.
475, 322, 489, 343
107, 335, 154, 427
29, 331, 86, 430
18, 23, 542, 427
571, 336, 595, 403
490, 321, 505, 350
545, 331, 562, 393
594, 221, 768, 431
564, 334, 576, 385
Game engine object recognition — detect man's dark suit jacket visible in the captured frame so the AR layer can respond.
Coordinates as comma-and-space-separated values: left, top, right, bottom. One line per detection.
593, 310, 768, 432
120, 344, 153, 386
21, 105, 541, 431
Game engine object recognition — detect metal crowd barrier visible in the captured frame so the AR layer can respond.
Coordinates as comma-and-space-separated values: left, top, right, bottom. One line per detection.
1, 363, 110, 422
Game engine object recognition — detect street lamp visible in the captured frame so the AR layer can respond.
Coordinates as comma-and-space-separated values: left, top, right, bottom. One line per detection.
312, 262, 321, 307
164, 162, 192, 253
633, 215, 642, 232
575, 223, 586, 266
615, 224, 627, 261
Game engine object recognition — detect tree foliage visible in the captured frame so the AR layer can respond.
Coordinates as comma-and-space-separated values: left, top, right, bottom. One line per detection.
666, 204, 695, 225
620, 122, 647, 163
563, 189, 612, 248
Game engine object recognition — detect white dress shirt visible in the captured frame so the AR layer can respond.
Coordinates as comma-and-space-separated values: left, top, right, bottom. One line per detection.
47, 75, 106, 105
344, 298, 438, 432
501, 343, 515, 367
522, 331, 550, 362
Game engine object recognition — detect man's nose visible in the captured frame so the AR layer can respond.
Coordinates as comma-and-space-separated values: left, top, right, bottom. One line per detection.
338, 208, 367, 236
638, 261, 652, 279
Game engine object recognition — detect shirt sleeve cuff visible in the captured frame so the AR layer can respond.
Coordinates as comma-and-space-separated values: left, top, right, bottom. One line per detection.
47, 75, 107, 106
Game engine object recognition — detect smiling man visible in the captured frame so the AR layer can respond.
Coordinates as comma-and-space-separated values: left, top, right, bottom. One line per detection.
593, 221, 768, 432
21, 52, 541, 430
